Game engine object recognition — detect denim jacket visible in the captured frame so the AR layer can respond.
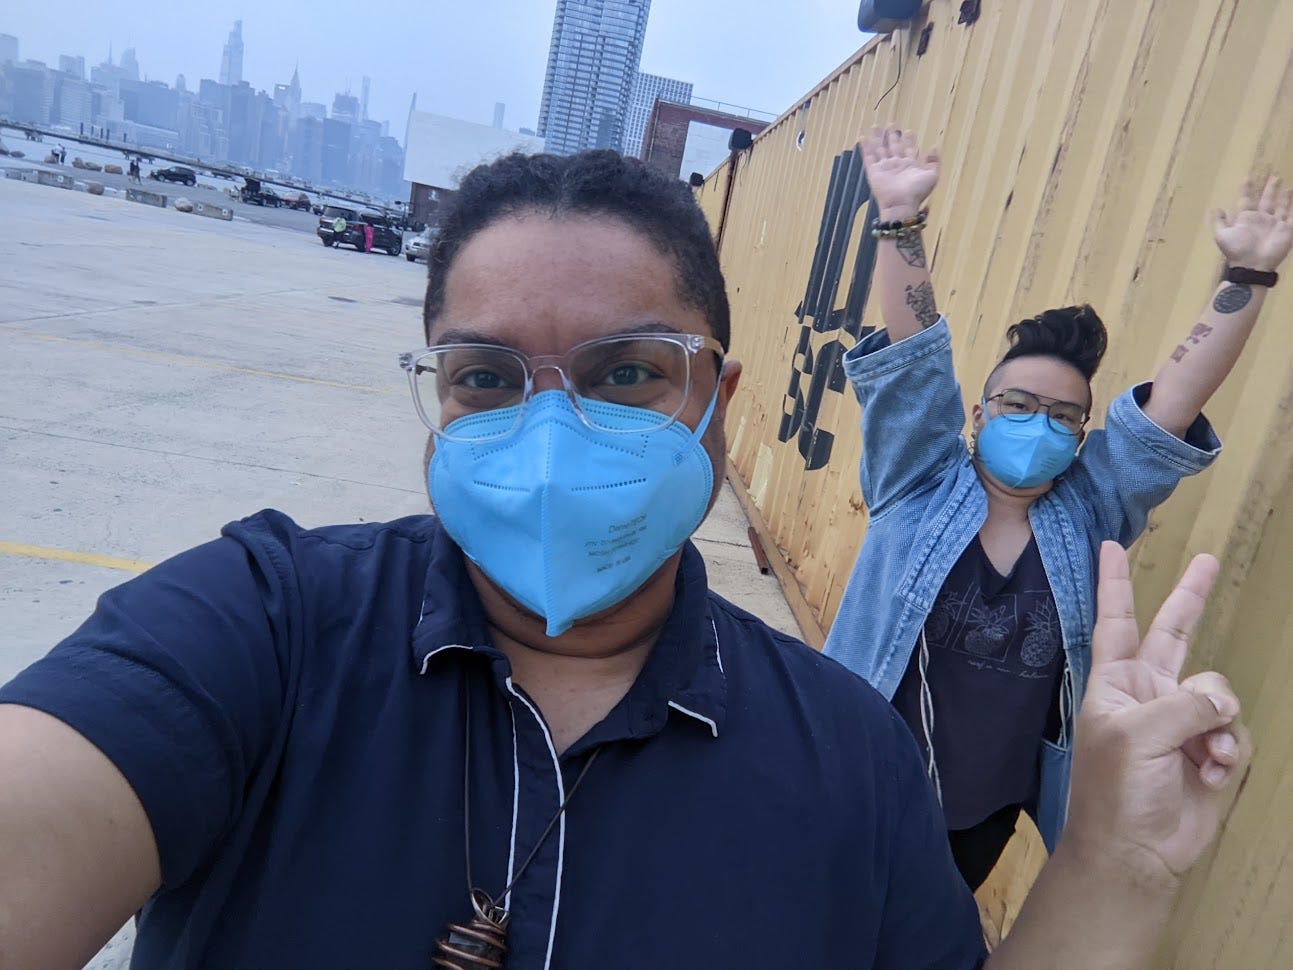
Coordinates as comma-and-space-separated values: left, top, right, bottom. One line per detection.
823, 318, 1221, 850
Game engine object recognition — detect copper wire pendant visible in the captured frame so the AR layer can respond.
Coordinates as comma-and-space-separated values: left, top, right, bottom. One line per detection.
432, 889, 509, 970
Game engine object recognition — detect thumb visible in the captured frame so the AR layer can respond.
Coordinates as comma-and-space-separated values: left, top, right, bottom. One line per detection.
1121, 689, 1235, 759
1214, 208, 1232, 232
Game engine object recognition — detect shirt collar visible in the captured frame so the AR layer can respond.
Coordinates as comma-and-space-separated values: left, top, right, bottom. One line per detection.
410, 521, 727, 744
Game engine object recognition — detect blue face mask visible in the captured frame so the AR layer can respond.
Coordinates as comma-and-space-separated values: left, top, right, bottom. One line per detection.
975, 411, 1079, 489
428, 389, 719, 637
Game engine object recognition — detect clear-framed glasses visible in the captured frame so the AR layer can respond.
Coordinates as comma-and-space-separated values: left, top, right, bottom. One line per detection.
399, 331, 725, 442
986, 388, 1089, 436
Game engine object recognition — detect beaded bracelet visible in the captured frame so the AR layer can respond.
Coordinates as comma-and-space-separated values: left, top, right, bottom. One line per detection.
871, 208, 928, 239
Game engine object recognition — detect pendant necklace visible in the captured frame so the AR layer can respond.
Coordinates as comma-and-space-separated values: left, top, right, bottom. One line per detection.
433, 686, 600, 970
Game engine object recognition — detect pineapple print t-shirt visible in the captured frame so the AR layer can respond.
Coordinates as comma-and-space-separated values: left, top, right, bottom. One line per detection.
890, 534, 1064, 830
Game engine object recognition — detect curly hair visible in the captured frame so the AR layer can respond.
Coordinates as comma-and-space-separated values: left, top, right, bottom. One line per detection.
985, 304, 1109, 396
422, 150, 730, 351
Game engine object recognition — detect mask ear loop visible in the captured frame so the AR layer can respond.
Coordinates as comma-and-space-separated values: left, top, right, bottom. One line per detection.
671, 362, 725, 465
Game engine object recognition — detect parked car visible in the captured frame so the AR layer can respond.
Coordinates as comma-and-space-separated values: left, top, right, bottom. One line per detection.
317, 207, 403, 255
317, 205, 362, 247
405, 227, 439, 263
240, 177, 282, 207
283, 193, 312, 211
149, 166, 197, 186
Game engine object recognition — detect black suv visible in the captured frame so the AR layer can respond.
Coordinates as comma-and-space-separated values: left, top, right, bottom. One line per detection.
149, 166, 197, 186
317, 206, 403, 255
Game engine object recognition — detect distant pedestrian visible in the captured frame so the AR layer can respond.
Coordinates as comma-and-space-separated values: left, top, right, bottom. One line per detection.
363, 221, 374, 254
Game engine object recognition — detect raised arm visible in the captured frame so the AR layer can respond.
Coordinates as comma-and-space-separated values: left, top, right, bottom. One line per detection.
1143, 175, 1293, 438
857, 125, 942, 341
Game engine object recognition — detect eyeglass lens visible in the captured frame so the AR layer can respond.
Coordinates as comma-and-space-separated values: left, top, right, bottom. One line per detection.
411, 336, 698, 438
995, 389, 1086, 433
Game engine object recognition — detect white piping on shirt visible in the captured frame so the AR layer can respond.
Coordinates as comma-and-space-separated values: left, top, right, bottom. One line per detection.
417, 644, 524, 911
710, 617, 725, 674
419, 643, 472, 674
504, 676, 565, 970
667, 701, 719, 737
503, 703, 520, 911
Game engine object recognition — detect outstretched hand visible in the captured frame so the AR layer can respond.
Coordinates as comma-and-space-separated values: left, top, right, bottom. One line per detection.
1214, 174, 1293, 272
856, 124, 940, 217
1065, 542, 1251, 880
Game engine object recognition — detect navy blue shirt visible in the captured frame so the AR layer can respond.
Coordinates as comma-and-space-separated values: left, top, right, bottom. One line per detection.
0, 511, 985, 969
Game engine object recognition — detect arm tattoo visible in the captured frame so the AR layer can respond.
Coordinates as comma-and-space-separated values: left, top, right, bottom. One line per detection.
895, 232, 927, 268
1213, 283, 1252, 313
1170, 322, 1215, 363
905, 281, 940, 328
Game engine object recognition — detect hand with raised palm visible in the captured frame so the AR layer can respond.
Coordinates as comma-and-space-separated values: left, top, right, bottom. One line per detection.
1064, 543, 1252, 882
1214, 174, 1293, 272
857, 124, 941, 220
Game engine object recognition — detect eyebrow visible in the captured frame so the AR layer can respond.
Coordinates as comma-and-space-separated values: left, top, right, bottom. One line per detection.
431, 320, 686, 348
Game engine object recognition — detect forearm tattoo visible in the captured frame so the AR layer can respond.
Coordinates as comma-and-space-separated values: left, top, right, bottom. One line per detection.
1213, 283, 1252, 314
895, 232, 927, 268
905, 281, 940, 328
1170, 322, 1215, 363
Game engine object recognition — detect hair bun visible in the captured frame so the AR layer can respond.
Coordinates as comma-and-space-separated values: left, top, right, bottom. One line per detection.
1001, 304, 1108, 380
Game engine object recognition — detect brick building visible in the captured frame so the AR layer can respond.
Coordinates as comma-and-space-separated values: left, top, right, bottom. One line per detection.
639, 101, 769, 181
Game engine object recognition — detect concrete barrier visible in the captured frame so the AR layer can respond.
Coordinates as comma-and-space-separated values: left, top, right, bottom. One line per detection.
192, 201, 233, 221
4, 167, 37, 182
125, 187, 167, 208
36, 170, 74, 190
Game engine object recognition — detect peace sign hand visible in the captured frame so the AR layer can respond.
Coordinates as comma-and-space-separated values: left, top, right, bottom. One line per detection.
1064, 543, 1252, 881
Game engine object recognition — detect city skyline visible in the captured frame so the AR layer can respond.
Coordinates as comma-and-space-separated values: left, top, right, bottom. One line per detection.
3, 31, 403, 141
0, 23, 408, 199
1, 2, 870, 140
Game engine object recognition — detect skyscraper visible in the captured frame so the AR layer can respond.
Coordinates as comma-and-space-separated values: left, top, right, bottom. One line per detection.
119, 47, 140, 83
0, 34, 18, 65
536, 0, 652, 155
623, 71, 691, 158
220, 21, 244, 86
58, 54, 86, 80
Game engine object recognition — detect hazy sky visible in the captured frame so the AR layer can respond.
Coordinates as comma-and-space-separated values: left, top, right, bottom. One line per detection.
3, 1, 869, 140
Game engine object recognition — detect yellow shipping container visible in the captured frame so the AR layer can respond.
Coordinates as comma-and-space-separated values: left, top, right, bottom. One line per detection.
700, 0, 1293, 964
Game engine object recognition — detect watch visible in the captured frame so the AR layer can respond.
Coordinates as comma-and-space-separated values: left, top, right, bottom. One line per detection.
1224, 266, 1279, 287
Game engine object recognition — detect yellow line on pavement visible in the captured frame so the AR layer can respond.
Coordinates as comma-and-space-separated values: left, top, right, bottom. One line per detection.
0, 541, 153, 574
1, 328, 398, 396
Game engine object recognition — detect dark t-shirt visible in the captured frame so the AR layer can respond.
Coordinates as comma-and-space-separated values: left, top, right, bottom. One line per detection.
891, 535, 1064, 830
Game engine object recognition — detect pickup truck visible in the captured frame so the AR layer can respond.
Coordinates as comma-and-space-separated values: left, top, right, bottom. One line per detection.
240, 177, 280, 207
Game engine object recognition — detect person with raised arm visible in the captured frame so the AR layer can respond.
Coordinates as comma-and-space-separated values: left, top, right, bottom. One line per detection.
825, 123, 1289, 889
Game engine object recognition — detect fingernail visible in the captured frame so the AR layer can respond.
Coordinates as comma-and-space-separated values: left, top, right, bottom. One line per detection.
1214, 733, 1237, 758
1204, 764, 1228, 787
1207, 694, 1235, 717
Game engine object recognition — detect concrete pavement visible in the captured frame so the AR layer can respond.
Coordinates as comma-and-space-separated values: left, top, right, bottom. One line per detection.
0, 174, 800, 967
